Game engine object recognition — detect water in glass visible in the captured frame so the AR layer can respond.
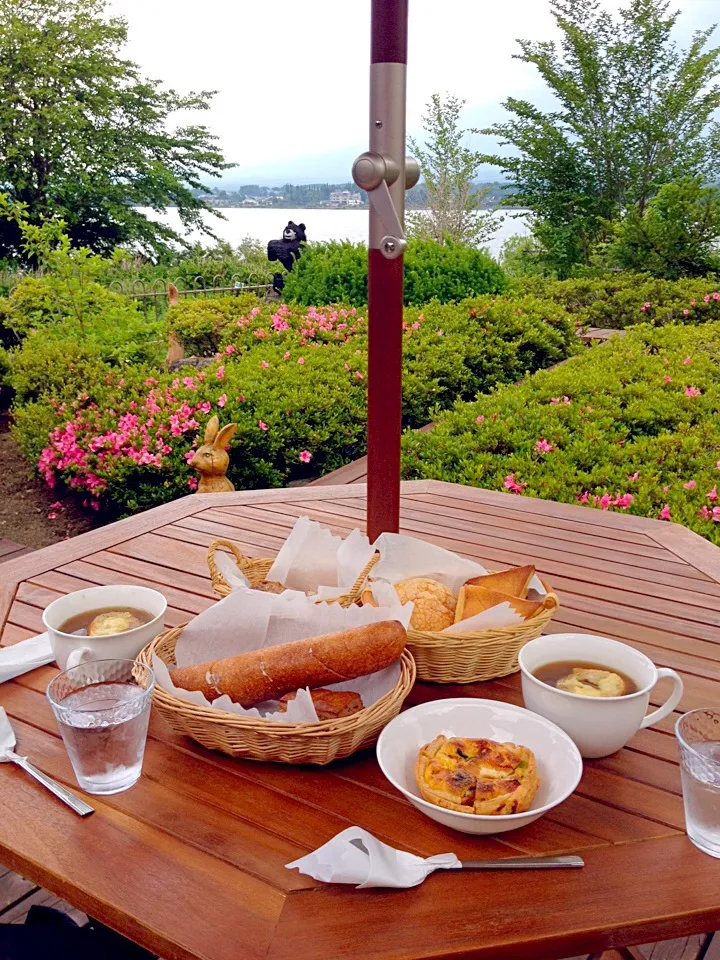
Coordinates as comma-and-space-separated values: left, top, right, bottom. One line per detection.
676, 709, 720, 859
47, 660, 154, 796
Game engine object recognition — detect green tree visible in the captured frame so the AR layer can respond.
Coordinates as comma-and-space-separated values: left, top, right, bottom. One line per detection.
0, 0, 230, 263
408, 94, 496, 247
481, 0, 720, 276
603, 177, 720, 278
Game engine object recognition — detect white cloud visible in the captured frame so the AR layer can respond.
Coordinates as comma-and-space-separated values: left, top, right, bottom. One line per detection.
107, 0, 718, 182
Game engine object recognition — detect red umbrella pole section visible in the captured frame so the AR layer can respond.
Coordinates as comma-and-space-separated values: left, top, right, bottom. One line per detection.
353, 0, 411, 541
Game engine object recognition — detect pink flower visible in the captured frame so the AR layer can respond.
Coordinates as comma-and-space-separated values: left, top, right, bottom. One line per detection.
261, 360, 269, 369
576, 492, 590, 504
663, 485, 670, 493
714, 507, 720, 523
503, 473, 527, 495
663, 376, 672, 383
643, 302, 651, 309
283, 351, 291, 359
355, 371, 364, 380
412, 321, 421, 329
216, 366, 225, 380
297, 357, 305, 365
49, 501, 63, 511
437, 329, 444, 336
628, 472, 639, 481
225, 344, 236, 355
418, 313, 424, 321
299, 450, 312, 463
708, 486, 718, 501
535, 438, 554, 453
184, 450, 195, 463
217, 393, 227, 408
698, 506, 712, 520
475, 415, 485, 424
47, 510, 60, 520
659, 504, 672, 521
613, 493, 634, 509
258, 420, 268, 431
596, 493, 613, 511
187, 477, 198, 491
238, 394, 245, 402
683, 356, 692, 365
197, 401, 211, 414
683, 310, 690, 316
714, 293, 720, 301
684, 480, 697, 489
685, 386, 701, 397
145, 377, 158, 386
704, 295, 710, 303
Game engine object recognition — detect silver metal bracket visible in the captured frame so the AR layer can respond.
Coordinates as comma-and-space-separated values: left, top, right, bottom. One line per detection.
353, 151, 417, 259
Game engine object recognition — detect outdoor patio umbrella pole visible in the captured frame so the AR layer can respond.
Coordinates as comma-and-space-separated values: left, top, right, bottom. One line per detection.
353, 0, 418, 541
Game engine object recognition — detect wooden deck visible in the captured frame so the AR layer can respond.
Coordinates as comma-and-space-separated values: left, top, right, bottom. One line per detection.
2, 484, 720, 959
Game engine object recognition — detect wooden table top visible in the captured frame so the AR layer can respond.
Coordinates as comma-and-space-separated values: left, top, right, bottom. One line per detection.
1, 480, 720, 960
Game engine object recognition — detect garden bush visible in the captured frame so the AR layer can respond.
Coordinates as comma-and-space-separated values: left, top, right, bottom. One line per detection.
512, 274, 720, 329
402, 322, 720, 545
11, 294, 579, 515
282, 239, 507, 307
165, 292, 262, 355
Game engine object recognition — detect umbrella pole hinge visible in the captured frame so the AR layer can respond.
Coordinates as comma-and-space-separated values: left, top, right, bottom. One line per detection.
352, 151, 419, 259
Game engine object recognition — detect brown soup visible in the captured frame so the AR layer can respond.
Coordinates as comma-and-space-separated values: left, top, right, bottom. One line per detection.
59, 607, 154, 636
533, 660, 638, 697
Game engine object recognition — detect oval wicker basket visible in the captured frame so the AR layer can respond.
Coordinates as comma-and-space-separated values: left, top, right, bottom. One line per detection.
137, 626, 416, 764
207, 539, 376, 608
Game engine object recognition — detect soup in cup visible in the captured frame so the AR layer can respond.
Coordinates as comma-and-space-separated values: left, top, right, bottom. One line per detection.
43, 585, 167, 670
519, 633, 683, 758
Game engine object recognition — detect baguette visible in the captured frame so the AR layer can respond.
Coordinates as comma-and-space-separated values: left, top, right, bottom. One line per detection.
170, 620, 406, 707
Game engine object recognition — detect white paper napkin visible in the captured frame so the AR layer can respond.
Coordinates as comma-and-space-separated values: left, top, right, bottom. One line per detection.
286, 827, 460, 889
0, 707, 17, 754
268, 518, 374, 593
0, 633, 54, 683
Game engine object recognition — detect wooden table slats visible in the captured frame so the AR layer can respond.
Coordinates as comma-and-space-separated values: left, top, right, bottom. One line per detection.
1, 480, 720, 960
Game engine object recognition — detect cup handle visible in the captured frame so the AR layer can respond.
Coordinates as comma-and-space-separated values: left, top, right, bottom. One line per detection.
65, 647, 94, 670
640, 668, 684, 728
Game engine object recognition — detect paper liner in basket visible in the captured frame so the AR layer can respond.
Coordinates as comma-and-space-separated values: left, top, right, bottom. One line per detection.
152, 585, 413, 724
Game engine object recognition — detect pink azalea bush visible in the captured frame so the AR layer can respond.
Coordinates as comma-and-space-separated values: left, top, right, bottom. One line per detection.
403, 321, 720, 546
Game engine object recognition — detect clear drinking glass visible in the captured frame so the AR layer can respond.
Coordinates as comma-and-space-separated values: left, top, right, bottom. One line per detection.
47, 659, 154, 796
676, 709, 720, 858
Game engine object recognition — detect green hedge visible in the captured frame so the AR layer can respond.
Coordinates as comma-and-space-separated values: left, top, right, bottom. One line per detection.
10, 295, 578, 515
402, 322, 720, 544
512, 274, 720, 329
282, 239, 507, 307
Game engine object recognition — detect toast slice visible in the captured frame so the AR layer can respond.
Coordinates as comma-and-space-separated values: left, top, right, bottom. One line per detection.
464, 565, 535, 600
454, 584, 542, 624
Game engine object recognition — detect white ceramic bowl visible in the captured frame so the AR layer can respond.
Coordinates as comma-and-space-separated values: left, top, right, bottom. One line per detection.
376, 698, 583, 834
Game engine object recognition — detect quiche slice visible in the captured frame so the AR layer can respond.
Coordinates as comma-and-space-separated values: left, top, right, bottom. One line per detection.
415, 735, 539, 816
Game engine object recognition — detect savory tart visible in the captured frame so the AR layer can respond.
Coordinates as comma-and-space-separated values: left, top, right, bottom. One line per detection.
416, 735, 539, 816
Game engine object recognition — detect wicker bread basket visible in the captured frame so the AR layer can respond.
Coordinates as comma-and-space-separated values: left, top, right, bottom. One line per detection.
405, 582, 558, 684
137, 626, 416, 764
207, 539, 374, 607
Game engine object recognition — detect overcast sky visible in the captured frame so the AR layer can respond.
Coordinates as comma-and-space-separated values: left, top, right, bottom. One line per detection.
108, 0, 718, 185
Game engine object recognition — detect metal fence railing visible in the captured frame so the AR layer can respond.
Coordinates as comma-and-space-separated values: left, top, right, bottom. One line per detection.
106, 275, 273, 320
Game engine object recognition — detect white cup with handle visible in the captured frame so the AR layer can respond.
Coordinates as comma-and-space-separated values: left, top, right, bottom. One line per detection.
42, 585, 167, 670
519, 633, 684, 758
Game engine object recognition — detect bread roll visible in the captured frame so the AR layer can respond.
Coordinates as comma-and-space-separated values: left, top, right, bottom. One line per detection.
171, 620, 406, 707
464, 565, 535, 600
394, 578, 456, 631
279, 688, 364, 720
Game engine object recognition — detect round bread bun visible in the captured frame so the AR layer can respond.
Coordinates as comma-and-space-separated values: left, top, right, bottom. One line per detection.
394, 577, 456, 632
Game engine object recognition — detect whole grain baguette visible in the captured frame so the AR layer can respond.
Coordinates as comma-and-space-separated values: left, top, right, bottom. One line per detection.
170, 620, 407, 707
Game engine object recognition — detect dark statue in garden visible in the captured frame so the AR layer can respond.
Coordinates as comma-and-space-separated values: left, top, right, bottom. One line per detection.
267, 221, 307, 294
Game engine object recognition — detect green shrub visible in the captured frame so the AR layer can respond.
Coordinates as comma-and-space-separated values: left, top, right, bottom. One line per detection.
13, 293, 580, 515
512, 274, 720, 329
282, 239, 506, 307
402, 322, 720, 544
165, 292, 261, 355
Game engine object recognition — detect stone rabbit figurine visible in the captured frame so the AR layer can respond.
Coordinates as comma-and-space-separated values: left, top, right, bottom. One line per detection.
190, 416, 238, 493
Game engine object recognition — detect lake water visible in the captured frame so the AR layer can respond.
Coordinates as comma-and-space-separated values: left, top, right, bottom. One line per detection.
138, 207, 531, 260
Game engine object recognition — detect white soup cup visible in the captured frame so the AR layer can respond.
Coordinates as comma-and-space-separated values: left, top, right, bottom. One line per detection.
519, 633, 683, 758
42, 585, 167, 670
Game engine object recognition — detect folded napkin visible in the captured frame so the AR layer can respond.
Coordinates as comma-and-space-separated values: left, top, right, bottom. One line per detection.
286, 827, 460, 889
0, 633, 54, 683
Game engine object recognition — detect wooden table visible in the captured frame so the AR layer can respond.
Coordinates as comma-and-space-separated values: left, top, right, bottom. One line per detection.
2, 480, 720, 960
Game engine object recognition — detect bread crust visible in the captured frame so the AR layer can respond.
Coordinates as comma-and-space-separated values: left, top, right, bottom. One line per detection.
415, 735, 539, 816
279, 688, 364, 720
171, 620, 406, 707
464, 565, 535, 599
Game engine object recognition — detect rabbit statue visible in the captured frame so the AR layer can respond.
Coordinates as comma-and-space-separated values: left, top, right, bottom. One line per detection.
190, 416, 238, 493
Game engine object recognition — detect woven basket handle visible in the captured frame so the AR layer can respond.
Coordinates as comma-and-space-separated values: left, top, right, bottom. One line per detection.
539, 588, 560, 613
207, 539, 252, 596
343, 552, 381, 604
